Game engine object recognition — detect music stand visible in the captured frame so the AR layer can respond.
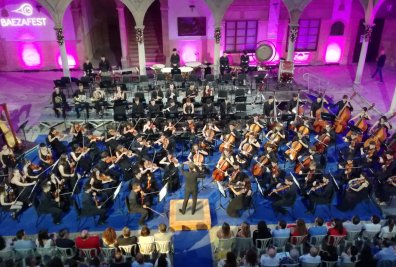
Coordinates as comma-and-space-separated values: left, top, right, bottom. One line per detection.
329, 172, 340, 190
281, 114, 295, 122
254, 177, 264, 197
215, 181, 228, 211
16, 120, 29, 141
290, 172, 301, 190
321, 112, 336, 122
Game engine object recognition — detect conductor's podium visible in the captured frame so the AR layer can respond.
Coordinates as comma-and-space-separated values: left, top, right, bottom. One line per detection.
169, 199, 211, 231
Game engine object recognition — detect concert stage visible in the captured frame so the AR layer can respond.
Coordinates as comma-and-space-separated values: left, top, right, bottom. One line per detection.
169, 199, 211, 231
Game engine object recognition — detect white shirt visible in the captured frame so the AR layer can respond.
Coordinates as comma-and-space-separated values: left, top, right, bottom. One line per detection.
343, 221, 363, 232
300, 254, 321, 264
363, 223, 382, 233
132, 262, 153, 267
379, 226, 396, 239
154, 232, 173, 243
260, 254, 281, 266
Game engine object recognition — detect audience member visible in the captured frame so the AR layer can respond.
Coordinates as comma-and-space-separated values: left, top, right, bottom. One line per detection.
374, 240, 396, 261
279, 248, 300, 265
216, 223, 234, 239
111, 251, 130, 267
138, 225, 155, 244
356, 245, 376, 267
363, 215, 382, 234
117, 227, 138, 246
260, 246, 281, 266
236, 222, 251, 238
154, 253, 171, 267
272, 220, 291, 238
291, 219, 308, 244
319, 244, 338, 262
36, 229, 54, 248
340, 245, 359, 263
46, 257, 64, 267
55, 228, 75, 249
252, 220, 272, 246
132, 253, 154, 267
343, 215, 363, 232
308, 217, 328, 236
102, 227, 118, 248
379, 218, 396, 240
218, 251, 237, 267
300, 246, 321, 264
154, 224, 173, 243
241, 248, 259, 267
75, 229, 101, 254
328, 218, 347, 237
12, 229, 36, 250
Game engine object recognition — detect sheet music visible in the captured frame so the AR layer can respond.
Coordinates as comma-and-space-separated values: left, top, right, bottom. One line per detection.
113, 181, 122, 200
217, 181, 226, 198
290, 172, 301, 189
159, 182, 168, 202
255, 177, 264, 196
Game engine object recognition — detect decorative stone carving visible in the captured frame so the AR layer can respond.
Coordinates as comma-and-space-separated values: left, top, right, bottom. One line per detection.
289, 25, 299, 43
363, 23, 374, 42
215, 27, 221, 44
135, 27, 144, 44
54, 27, 64, 46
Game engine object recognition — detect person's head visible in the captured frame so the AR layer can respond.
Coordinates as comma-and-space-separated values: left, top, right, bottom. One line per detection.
54, 87, 60, 94
289, 248, 300, 261
16, 229, 25, 240
295, 219, 308, 235
223, 52, 228, 57
240, 222, 250, 235
172, 48, 177, 55
333, 218, 344, 234
309, 246, 319, 257
78, 84, 84, 91
317, 95, 322, 102
380, 48, 385, 55
343, 95, 348, 101
103, 227, 117, 244
114, 251, 123, 263
80, 229, 89, 240
267, 246, 277, 257
157, 254, 169, 267
140, 225, 150, 237
292, 93, 298, 100
122, 226, 131, 238
284, 177, 293, 186
132, 183, 141, 192
268, 96, 274, 102
243, 50, 247, 55
244, 248, 257, 265
371, 215, 380, 224
388, 218, 395, 232
101, 56, 105, 61
38, 229, 50, 244
225, 251, 237, 265
135, 253, 144, 264
158, 223, 167, 233
58, 228, 69, 239
352, 215, 361, 225
348, 245, 359, 262
315, 217, 324, 227
85, 58, 90, 63
278, 220, 287, 229
222, 222, 231, 236
257, 220, 269, 233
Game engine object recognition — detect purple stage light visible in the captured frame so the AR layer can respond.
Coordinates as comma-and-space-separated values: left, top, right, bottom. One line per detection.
57, 54, 77, 69
21, 43, 41, 67
325, 42, 342, 63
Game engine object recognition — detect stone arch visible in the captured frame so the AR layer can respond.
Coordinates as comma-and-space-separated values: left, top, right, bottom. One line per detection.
330, 21, 345, 36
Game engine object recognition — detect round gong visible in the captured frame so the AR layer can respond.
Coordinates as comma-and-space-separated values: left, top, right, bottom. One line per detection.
255, 42, 275, 62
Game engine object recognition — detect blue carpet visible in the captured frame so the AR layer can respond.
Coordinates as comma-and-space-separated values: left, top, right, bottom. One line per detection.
0, 131, 382, 267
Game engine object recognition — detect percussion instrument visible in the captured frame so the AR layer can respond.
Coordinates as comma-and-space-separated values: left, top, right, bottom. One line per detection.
185, 62, 202, 68
161, 67, 173, 80
180, 66, 193, 79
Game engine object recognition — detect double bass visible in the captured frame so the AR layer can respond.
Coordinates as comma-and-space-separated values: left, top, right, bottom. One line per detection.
313, 94, 329, 134
364, 112, 396, 151
346, 104, 375, 137
333, 92, 357, 134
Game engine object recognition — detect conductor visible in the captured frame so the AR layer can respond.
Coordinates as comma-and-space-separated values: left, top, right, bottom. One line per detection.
179, 163, 200, 215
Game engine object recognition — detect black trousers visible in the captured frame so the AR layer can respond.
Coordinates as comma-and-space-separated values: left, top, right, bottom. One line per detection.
81, 207, 107, 222
130, 206, 149, 224
75, 102, 90, 118
181, 187, 198, 213
53, 105, 66, 118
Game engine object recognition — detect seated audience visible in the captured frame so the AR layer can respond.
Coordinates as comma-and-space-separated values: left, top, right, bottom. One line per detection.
138, 225, 155, 244
46, 257, 64, 267
340, 245, 359, 264
319, 244, 338, 262
236, 222, 251, 238
327, 218, 347, 245
117, 226, 138, 246
111, 251, 131, 267
363, 214, 382, 234
218, 251, 237, 267
102, 227, 118, 248
308, 217, 328, 236
12, 229, 36, 250
291, 219, 308, 244
272, 220, 291, 238
260, 246, 281, 266
154, 223, 173, 243
343, 215, 363, 232
36, 229, 54, 248
252, 220, 272, 248
374, 240, 396, 261
154, 253, 172, 267
55, 228, 75, 249
356, 245, 376, 267
279, 248, 300, 265
216, 222, 234, 239
75, 229, 101, 254
132, 252, 153, 267
379, 218, 396, 240
300, 246, 321, 264
241, 248, 259, 267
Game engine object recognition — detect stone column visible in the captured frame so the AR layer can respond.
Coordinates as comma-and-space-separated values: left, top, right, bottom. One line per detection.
354, 23, 374, 85
287, 24, 299, 61
117, 5, 129, 68
160, 1, 169, 64
135, 25, 146, 75
54, 27, 70, 77
213, 26, 222, 76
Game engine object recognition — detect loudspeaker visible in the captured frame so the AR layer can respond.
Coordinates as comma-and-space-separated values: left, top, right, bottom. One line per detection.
114, 105, 127, 121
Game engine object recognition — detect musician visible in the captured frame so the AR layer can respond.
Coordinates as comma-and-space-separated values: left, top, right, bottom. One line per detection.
183, 97, 195, 115
187, 143, 208, 174
0, 145, 16, 176
337, 174, 370, 211
342, 130, 361, 159
154, 133, 175, 155
148, 98, 161, 117
132, 96, 145, 117
136, 160, 158, 181
202, 99, 216, 117
350, 107, 371, 123
240, 51, 249, 73
143, 119, 157, 134
164, 99, 178, 115
81, 183, 107, 225
159, 153, 180, 192
305, 176, 333, 213
38, 182, 63, 224
238, 133, 260, 165
10, 169, 36, 203
113, 86, 127, 102
170, 48, 180, 68
263, 96, 275, 117
204, 61, 212, 76
203, 84, 214, 97
370, 115, 392, 133
128, 182, 149, 226
73, 84, 90, 119
246, 114, 265, 137
98, 56, 110, 73
253, 145, 276, 178
376, 175, 396, 204
338, 157, 359, 184
265, 124, 286, 148
38, 143, 53, 169
151, 86, 164, 102
70, 144, 92, 174
219, 52, 230, 76
269, 177, 297, 215
222, 122, 241, 142
264, 160, 285, 190
95, 152, 121, 182
83, 58, 93, 77
140, 172, 157, 204
114, 145, 136, 180
226, 175, 252, 218
179, 163, 200, 215
310, 94, 328, 118
89, 168, 115, 195
131, 137, 151, 160
163, 120, 176, 136
123, 122, 138, 141
52, 87, 67, 118
378, 152, 396, 178
333, 95, 353, 115
58, 154, 78, 193
186, 84, 198, 99
22, 160, 41, 182
301, 163, 322, 194
297, 146, 324, 172
69, 123, 85, 147
91, 86, 106, 118
360, 141, 378, 166
285, 132, 310, 161
104, 128, 121, 152
227, 164, 248, 198
287, 93, 299, 113
166, 84, 178, 102
49, 172, 70, 212
47, 128, 67, 156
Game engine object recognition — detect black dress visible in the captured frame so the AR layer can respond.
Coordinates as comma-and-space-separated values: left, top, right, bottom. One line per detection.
337, 185, 369, 211
48, 134, 67, 156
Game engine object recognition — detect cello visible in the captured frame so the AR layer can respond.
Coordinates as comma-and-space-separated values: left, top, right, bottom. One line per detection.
314, 133, 331, 154
346, 104, 375, 137
252, 155, 271, 177
364, 112, 396, 151
212, 157, 232, 181
285, 136, 304, 161
219, 133, 236, 153
333, 92, 357, 134
294, 155, 312, 174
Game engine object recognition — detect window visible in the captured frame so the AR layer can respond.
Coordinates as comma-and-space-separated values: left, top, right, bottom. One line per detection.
330, 21, 345, 36
225, 20, 258, 53
292, 19, 321, 51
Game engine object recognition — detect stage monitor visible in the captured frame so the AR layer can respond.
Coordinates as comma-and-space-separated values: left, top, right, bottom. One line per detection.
178, 17, 206, 36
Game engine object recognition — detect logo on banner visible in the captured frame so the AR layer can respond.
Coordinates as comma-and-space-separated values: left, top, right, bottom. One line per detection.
1, 3, 47, 27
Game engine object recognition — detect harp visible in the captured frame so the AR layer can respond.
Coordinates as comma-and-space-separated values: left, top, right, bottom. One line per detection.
0, 103, 21, 149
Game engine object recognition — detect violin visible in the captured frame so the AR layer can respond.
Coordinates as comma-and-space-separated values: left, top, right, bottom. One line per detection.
386, 176, 396, 185
347, 177, 367, 191
294, 155, 312, 174
98, 173, 113, 183
188, 121, 196, 133
333, 92, 357, 134
29, 163, 42, 171
76, 146, 90, 154
307, 179, 329, 195
104, 156, 117, 164
74, 123, 85, 133
120, 147, 134, 157
88, 134, 103, 142
212, 157, 231, 181
271, 163, 281, 180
